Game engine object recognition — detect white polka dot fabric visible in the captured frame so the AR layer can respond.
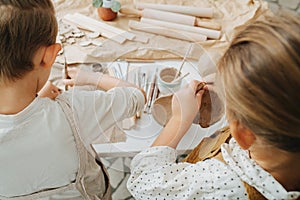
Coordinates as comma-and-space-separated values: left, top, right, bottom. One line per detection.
127, 139, 300, 200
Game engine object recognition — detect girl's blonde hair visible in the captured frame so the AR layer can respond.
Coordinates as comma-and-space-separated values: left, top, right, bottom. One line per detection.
217, 11, 300, 152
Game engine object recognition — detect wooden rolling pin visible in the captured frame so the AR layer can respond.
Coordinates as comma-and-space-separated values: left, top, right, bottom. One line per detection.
141, 18, 221, 39
128, 20, 207, 42
135, 2, 213, 18
120, 7, 221, 30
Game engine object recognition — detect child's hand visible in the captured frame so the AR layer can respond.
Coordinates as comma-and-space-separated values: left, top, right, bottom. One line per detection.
63, 67, 101, 87
172, 80, 205, 125
151, 81, 205, 148
38, 81, 61, 100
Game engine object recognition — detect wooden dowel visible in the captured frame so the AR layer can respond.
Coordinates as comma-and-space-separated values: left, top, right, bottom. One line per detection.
128, 20, 207, 42
175, 44, 193, 79
141, 18, 221, 39
135, 2, 213, 18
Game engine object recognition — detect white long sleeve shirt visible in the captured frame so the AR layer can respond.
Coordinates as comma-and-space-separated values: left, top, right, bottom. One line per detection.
0, 87, 144, 198
128, 139, 300, 200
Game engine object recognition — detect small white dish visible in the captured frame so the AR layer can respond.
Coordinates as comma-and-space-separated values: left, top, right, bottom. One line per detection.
157, 67, 183, 95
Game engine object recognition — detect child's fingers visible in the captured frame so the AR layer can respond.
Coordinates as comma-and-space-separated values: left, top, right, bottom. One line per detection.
52, 86, 62, 94
48, 90, 59, 100
63, 67, 78, 78
189, 80, 201, 92
196, 90, 205, 108
62, 79, 75, 87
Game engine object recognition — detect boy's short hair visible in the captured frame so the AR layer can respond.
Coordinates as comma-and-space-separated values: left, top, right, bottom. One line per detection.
0, 0, 58, 84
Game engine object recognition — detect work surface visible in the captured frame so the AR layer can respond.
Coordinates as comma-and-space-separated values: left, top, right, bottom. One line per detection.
52, 0, 269, 157
92, 60, 228, 157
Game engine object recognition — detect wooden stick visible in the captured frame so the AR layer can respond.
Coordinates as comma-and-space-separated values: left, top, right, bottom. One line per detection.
171, 72, 190, 83
134, 70, 142, 118
135, 2, 213, 18
128, 20, 207, 42
124, 58, 155, 63
150, 83, 159, 111
146, 68, 157, 113
63, 13, 133, 44
141, 18, 221, 39
175, 44, 193, 79
195, 81, 214, 94
75, 13, 135, 40
64, 61, 69, 91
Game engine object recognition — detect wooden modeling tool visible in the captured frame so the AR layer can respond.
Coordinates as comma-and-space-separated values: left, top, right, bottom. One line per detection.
63, 51, 70, 91
195, 81, 215, 93
150, 84, 159, 108
146, 68, 157, 113
134, 69, 142, 118
195, 82, 207, 94
120, 8, 221, 30
171, 72, 190, 83
174, 44, 193, 79
135, 2, 213, 18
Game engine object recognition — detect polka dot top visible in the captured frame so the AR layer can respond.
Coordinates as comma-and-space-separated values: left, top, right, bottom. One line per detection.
127, 138, 300, 200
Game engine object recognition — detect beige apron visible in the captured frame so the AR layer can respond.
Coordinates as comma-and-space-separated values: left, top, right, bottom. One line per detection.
2, 96, 111, 200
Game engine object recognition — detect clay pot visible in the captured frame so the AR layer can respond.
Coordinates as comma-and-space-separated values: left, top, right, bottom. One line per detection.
151, 83, 224, 128
192, 85, 225, 128
97, 7, 117, 21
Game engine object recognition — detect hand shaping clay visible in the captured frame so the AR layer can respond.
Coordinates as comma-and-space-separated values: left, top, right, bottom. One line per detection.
152, 84, 224, 128
193, 85, 224, 128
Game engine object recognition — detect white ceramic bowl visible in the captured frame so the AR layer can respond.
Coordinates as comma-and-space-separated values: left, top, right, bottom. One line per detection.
157, 67, 182, 95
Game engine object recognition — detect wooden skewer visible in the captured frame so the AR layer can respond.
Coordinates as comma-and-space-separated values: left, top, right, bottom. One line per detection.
171, 72, 190, 83
174, 44, 193, 79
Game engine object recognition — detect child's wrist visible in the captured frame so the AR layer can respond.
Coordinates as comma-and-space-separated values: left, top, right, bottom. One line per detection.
170, 116, 193, 132
89, 72, 103, 86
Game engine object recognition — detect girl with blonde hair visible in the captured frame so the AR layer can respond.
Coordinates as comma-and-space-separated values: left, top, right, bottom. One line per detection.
127, 11, 300, 199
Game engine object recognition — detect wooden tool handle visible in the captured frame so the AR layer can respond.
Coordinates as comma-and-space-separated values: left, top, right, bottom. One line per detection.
195, 82, 206, 94
195, 18, 221, 30
119, 7, 142, 17
195, 82, 214, 94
